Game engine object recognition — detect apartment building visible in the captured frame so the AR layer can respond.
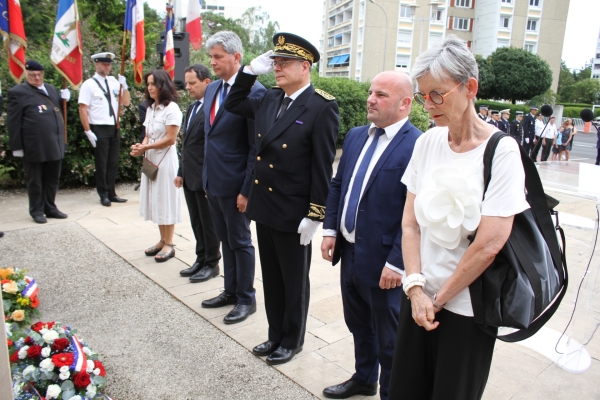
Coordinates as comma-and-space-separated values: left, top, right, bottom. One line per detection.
319, 0, 569, 91
593, 27, 600, 80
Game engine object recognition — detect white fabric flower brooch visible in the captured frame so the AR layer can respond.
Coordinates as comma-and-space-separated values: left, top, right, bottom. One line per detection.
414, 162, 483, 249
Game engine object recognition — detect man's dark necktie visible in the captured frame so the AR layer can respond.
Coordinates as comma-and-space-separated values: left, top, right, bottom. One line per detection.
188, 101, 200, 128
344, 127, 386, 233
276, 97, 293, 121
220, 82, 229, 104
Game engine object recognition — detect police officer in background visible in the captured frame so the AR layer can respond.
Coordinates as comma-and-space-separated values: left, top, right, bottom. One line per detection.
225, 33, 339, 366
510, 111, 524, 144
477, 105, 489, 122
487, 110, 499, 127
7, 61, 71, 224
78, 52, 131, 206
522, 106, 538, 155
498, 109, 510, 133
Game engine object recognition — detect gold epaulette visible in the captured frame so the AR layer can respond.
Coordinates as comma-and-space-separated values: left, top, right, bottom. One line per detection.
307, 203, 326, 220
315, 89, 335, 101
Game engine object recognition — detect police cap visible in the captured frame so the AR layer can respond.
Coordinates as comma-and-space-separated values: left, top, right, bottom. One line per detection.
271, 33, 320, 64
91, 52, 116, 63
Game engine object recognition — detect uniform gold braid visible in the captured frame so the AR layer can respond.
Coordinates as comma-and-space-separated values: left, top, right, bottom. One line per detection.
274, 43, 314, 63
307, 203, 326, 220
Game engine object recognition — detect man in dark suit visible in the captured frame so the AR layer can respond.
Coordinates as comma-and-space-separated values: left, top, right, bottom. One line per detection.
175, 64, 221, 283
522, 106, 538, 155
498, 109, 510, 133
200, 31, 266, 325
7, 60, 70, 224
225, 32, 339, 365
320, 71, 421, 400
510, 111, 524, 144
487, 110, 499, 128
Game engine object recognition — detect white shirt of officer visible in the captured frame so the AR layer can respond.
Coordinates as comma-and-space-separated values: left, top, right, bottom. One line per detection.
323, 117, 408, 274
534, 117, 545, 137
78, 73, 121, 125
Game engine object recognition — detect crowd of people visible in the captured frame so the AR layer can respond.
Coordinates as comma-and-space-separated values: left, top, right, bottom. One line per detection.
7, 32, 570, 399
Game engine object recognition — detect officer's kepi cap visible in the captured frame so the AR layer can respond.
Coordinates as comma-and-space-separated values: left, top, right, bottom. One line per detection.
529, 106, 538, 110
91, 52, 116, 63
500, 109, 510, 115
271, 33, 320, 64
516, 111, 524, 116
25, 60, 44, 71
479, 105, 488, 110
491, 110, 499, 115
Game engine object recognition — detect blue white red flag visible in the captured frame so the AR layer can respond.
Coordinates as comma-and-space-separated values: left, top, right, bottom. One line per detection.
21, 277, 39, 298
69, 334, 87, 372
0, 0, 27, 82
51, 0, 83, 88
186, 0, 203, 50
125, 0, 145, 85
163, 4, 175, 79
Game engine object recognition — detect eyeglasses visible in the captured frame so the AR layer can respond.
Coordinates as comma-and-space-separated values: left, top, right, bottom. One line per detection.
271, 59, 302, 69
414, 82, 462, 106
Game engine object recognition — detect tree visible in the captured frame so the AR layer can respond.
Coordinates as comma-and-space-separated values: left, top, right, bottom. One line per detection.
475, 55, 494, 100
559, 79, 600, 104
557, 60, 575, 98
488, 47, 552, 104
239, 7, 280, 60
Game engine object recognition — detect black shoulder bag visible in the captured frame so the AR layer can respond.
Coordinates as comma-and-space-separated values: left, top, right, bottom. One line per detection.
469, 132, 568, 342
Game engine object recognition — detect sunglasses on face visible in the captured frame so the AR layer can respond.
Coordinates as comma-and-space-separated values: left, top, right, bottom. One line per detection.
414, 82, 462, 106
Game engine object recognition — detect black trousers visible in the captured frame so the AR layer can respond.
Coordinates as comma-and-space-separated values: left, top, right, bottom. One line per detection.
388, 298, 496, 400
541, 138, 554, 162
256, 222, 311, 350
91, 124, 120, 199
23, 159, 62, 217
522, 135, 533, 155
530, 135, 542, 160
183, 183, 221, 267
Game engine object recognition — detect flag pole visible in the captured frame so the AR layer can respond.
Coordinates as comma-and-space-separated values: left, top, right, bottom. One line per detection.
116, 28, 127, 130
62, 77, 68, 144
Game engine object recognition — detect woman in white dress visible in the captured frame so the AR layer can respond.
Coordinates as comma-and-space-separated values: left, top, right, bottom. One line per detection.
130, 70, 183, 262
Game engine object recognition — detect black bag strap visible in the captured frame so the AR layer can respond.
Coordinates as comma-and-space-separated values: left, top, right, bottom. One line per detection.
92, 77, 118, 126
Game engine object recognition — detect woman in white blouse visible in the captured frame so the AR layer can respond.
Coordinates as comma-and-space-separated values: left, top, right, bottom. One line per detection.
130, 70, 183, 262
388, 36, 529, 399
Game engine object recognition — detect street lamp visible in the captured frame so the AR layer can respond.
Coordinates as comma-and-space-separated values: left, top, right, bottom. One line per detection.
369, 0, 388, 71
409, 2, 440, 57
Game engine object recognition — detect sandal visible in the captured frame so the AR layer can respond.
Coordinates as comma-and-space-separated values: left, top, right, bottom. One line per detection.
145, 240, 165, 256
155, 243, 176, 263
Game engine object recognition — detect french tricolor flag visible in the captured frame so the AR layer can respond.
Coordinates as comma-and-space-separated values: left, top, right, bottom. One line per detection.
21, 277, 38, 298
125, 0, 145, 85
69, 335, 87, 372
186, 0, 203, 50
163, 4, 175, 79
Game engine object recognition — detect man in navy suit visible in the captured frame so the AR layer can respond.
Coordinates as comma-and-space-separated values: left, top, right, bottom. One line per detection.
321, 71, 422, 400
200, 31, 266, 324
175, 64, 221, 283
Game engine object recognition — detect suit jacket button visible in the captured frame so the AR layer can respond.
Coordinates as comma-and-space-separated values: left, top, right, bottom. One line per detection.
258, 133, 262, 137
269, 187, 273, 192
282, 144, 287, 148
255, 180, 259, 184
257, 156, 261, 161
269, 164, 273, 169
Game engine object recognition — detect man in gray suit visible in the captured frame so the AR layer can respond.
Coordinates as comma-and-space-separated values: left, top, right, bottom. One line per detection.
175, 64, 221, 283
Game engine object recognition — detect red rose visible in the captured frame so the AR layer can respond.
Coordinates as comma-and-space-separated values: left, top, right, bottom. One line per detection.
9, 352, 19, 363
73, 371, 91, 389
94, 360, 106, 377
24, 336, 34, 345
7, 339, 13, 347
30, 296, 39, 308
27, 345, 43, 358
46, 322, 55, 329
51, 338, 70, 352
31, 322, 44, 332
51, 352, 74, 368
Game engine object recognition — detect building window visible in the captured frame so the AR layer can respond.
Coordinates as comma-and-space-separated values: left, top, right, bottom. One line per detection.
397, 30, 412, 44
453, 17, 470, 30
328, 36, 334, 47
356, 52, 362, 68
529, 0, 540, 6
396, 55, 410, 68
435, 10, 443, 21
328, 54, 351, 68
455, 0, 471, 8
526, 19, 537, 31
358, 27, 364, 44
428, 34, 443, 49
501, 0, 512, 3
524, 43, 536, 53
595, 65, 600, 70
497, 39, 509, 48
399, 5, 412, 19
500, 17, 510, 28
359, 1, 365, 19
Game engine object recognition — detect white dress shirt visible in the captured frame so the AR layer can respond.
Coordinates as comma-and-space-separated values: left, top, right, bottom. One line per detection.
534, 118, 545, 137
324, 117, 408, 274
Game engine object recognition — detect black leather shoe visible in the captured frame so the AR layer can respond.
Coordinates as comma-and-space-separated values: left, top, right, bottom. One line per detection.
253, 341, 280, 356
108, 196, 128, 203
323, 379, 378, 399
100, 198, 111, 207
180, 262, 203, 277
201, 292, 237, 308
224, 303, 256, 324
46, 211, 68, 219
266, 346, 303, 366
33, 215, 47, 224
190, 265, 220, 283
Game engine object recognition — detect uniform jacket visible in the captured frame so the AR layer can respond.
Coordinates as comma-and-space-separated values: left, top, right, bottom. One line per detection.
323, 122, 422, 287
510, 119, 523, 138
224, 69, 340, 232
178, 102, 206, 191
488, 119, 498, 128
7, 82, 66, 163
498, 118, 509, 133
203, 78, 266, 198
523, 113, 536, 141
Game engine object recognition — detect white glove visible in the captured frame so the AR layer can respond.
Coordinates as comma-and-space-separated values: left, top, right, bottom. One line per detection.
60, 89, 71, 101
525, 138, 530, 144
298, 218, 321, 246
118, 74, 128, 91
13, 150, 24, 157
250, 50, 274, 75
85, 130, 98, 148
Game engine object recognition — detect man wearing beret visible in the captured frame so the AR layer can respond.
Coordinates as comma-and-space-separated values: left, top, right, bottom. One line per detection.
225, 32, 340, 365
78, 52, 130, 206
7, 61, 71, 224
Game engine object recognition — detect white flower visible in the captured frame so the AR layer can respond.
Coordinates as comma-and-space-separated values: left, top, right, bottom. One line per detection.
46, 384, 61, 399
22, 365, 36, 376
60, 366, 70, 373
18, 346, 29, 359
59, 371, 70, 380
93, 368, 101, 376
82, 347, 92, 356
69, 396, 82, 400
39, 358, 55, 372
5, 323, 12, 336
86, 384, 97, 398
42, 330, 59, 343
414, 162, 483, 249
41, 347, 51, 358
39, 328, 48, 335
86, 359, 95, 373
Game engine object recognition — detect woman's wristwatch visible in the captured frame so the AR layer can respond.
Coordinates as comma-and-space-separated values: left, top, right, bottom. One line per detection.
432, 292, 445, 310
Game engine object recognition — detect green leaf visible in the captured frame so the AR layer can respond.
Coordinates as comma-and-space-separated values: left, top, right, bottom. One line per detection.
91, 375, 106, 387
3, 299, 12, 312
61, 380, 75, 390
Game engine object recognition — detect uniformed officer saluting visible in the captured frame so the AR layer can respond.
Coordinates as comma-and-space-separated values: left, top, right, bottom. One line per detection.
224, 33, 340, 366
78, 52, 131, 206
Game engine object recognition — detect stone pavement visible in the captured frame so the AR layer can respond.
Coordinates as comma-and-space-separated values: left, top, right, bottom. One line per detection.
1, 158, 600, 399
